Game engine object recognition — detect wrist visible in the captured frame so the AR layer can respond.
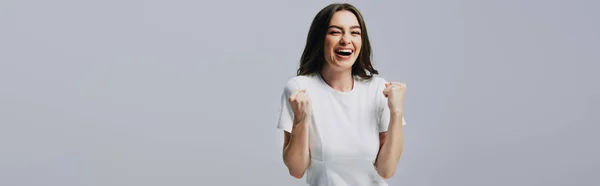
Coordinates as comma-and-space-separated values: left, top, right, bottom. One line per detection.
390, 111, 403, 117
291, 118, 309, 133
293, 116, 309, 125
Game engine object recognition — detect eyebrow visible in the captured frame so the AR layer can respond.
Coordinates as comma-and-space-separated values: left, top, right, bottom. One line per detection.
328, 25, 361, 30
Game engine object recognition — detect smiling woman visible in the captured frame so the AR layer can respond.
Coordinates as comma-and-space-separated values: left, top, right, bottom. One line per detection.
276, 3, 408, 186
296, 3, 379, 80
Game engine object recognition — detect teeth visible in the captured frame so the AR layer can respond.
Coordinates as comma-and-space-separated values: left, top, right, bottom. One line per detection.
336, 49, 352, 53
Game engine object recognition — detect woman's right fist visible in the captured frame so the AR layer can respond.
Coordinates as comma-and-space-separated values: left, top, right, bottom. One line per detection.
289, 89, 311, 124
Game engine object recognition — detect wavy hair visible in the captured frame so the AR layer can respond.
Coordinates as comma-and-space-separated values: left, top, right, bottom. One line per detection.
296, 3, 378, 79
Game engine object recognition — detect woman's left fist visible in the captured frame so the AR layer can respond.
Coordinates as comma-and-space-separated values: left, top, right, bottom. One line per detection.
383, 82, 407, 114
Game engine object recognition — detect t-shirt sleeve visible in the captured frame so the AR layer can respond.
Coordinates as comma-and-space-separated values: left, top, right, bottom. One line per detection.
276, 79, 300, 133
377, 78, 407, 132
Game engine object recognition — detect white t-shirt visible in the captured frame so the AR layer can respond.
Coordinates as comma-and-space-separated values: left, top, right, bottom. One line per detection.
277, 73, 406, 186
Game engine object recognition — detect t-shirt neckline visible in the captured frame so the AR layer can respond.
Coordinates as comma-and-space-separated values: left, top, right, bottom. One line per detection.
317, 73, 357, 96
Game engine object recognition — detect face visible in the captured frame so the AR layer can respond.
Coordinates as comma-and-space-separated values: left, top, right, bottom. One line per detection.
323, 10, 362, 72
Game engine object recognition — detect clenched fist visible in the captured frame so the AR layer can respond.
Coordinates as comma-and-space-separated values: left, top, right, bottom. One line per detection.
383, 82, 407, 114
289, 89, 311, 124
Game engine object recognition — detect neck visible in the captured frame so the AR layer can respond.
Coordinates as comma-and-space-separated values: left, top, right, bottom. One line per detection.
320, 66, 354, 92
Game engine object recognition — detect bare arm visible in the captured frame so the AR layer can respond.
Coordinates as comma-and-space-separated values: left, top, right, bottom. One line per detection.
282, 89, 311, 179
375, 81, 407, 179
282, 118, 310, 179
375, 112, 404, 179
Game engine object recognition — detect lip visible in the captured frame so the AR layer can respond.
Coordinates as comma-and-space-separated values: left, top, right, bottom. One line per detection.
334, 52, 353, 60
334, 47, 354, 52
335, 53, 352, 60
334, 47, 354, 60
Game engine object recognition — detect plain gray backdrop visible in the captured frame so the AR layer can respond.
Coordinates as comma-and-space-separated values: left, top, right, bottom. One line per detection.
1, 0, 598, 185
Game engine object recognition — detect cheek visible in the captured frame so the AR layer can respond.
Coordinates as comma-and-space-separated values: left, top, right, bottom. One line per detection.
324, 39, 335, 50
352, 38, 362, 52
353, 38, 362, 48
354, 43, 362, 55
324, 43, 331, 52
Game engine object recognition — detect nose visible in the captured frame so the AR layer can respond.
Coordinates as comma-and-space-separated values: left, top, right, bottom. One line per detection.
339, 34, 351, 45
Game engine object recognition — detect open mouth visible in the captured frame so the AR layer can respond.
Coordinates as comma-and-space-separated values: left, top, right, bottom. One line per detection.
335, 49, 353, 57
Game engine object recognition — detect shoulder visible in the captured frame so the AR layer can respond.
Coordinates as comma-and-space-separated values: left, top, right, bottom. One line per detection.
370, 76, 388, 85
357, 75, 387, 91
282, 74, 319, 94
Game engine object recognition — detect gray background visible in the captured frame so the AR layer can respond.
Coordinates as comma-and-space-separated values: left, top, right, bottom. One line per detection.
1, 0, 598, 185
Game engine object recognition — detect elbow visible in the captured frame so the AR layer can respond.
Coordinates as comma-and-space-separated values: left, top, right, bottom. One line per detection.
380, 172, 395, 179
378, 169, 396, 180
282, 150, 309, 179
284, 160, 306, 179
289, 169, 305, 179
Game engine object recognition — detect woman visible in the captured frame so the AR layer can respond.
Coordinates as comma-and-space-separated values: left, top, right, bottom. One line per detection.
276, 3, 407, 186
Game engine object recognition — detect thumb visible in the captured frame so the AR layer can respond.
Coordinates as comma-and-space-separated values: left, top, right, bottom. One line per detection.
385, 82, 390, 87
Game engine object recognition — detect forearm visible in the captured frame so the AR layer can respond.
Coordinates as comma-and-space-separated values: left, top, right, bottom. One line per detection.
283, 120, 310, 178
375, 112, 404, 179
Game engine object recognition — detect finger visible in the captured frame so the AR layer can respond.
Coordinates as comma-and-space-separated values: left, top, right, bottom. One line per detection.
296, 93, 308, 106
300, 89, 309, 100
296, 91, 304, 100
300, 91, 310, 100
304, 93, 311, 103
389, 83, 405, 90
290, 89, 302, 101
297, 89, 307, 99
392, 82, 406, 87
397, 84, 406, 91
383, 82, 391, 97
382, 87, 391, 98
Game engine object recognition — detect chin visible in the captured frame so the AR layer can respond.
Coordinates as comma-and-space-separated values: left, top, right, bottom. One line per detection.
330, 59, 356, 72
325, 52, 358, 72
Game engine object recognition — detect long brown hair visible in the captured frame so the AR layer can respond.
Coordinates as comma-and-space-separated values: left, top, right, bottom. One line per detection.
297, 3, 379, 79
